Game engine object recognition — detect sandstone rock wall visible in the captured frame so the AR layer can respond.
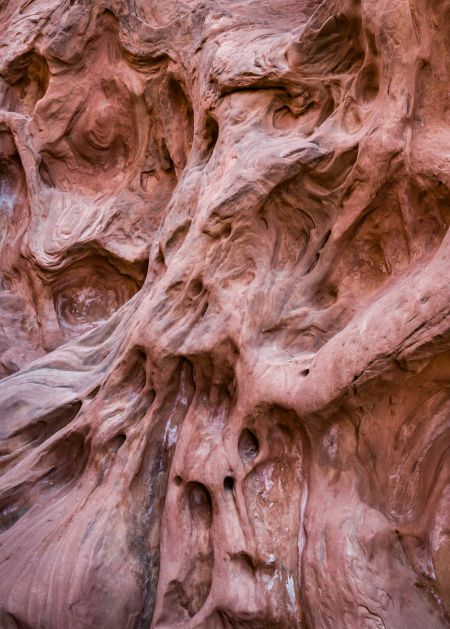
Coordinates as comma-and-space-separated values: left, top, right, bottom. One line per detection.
0, 0, 449, 627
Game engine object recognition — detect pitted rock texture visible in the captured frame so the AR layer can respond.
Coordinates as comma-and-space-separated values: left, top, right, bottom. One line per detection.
0, 0, 449, 627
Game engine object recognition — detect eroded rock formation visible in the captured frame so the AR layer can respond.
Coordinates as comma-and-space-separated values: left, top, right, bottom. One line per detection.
0, 0, 449, 627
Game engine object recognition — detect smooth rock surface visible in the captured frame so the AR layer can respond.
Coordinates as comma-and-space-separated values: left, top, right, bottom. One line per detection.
0, 0, 449, 627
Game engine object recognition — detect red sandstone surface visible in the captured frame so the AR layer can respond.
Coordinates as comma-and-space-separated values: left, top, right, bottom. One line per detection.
0, 1, 449, 627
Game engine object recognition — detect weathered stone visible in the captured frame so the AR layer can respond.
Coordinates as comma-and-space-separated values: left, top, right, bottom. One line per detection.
0, 1, 449, 627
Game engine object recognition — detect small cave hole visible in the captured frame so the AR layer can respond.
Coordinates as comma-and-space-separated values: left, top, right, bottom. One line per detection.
301, 369, 310, 376
0, 501, 30, 534
194, 114, 219, 165
238, 429, 259, 461
305, 252, 320, 275
112, 433, 126, 452
161, 141, 175, 172
189, 279, 204, 297
223, 476, 235, 491
155, 246, 166, 269
174, 475, 182, 486
87, 385, 100, 399
222, 223, 232, 238
201, 115, 219, 162
319, 229, 332, 250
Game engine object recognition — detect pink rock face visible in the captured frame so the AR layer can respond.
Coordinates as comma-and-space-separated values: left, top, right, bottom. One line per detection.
0, 0, 449, 627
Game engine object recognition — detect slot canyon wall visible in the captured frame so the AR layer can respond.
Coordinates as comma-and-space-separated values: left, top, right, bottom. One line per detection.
0, 0, 449, 627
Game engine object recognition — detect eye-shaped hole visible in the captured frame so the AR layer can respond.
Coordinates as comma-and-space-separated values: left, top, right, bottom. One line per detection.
238, 429, 260, 461
222, 223, 232, 238
111, 433, 126, 452
87, 385, 101, 399
189, 279, 203, 297
223, 476, 234, 491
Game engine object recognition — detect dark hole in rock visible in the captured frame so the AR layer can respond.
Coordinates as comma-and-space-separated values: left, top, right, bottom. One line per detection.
196, 114, 219, 163
221, 223, 232, 238
0, 502, 30, 534
319, 229, 332, 250
87, 385, 100, 399
305, 252, 320, 275
238, 429, 259, 461
112, 433, 126, 451
0, 609, 28, 628
160, 141, 175, 172
301, 369, 310, 376
224, 476, 235, 491
189, 279, 203, 297
204, 116, 219, 158
174, 475, 182, 486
